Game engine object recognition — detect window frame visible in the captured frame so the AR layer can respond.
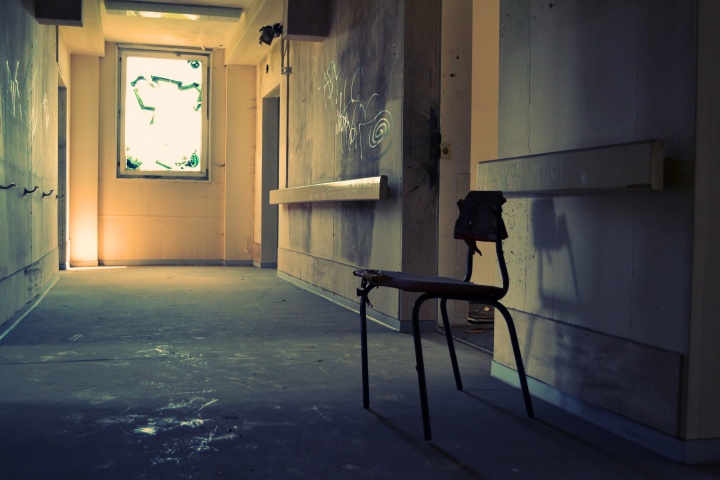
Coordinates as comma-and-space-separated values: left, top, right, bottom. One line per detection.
117, 45, 211, 180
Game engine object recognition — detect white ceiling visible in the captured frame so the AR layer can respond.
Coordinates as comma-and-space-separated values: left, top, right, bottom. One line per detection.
60, 0, 283, 64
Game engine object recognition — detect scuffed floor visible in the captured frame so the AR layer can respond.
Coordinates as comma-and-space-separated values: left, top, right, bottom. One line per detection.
0, 266, 718, 479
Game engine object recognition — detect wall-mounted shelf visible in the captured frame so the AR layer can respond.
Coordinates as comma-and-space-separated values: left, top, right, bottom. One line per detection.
477, 140, 664, 194
269, 175, 388, 204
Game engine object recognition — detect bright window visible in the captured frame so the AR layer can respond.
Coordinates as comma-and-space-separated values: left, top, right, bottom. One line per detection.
117, 46, 210, 179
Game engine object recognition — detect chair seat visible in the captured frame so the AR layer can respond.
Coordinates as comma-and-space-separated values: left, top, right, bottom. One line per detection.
353, 269, 504, 298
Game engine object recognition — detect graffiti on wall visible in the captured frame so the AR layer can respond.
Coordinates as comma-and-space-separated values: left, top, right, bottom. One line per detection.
6, 61, 20, 120
6, 42, 51, 182
0, 70, 4, 159
319, 61, 393, 160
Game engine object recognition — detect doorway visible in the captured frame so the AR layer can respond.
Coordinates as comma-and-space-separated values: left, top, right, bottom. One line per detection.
58, 86, 68, 270
257, 93, 280, 268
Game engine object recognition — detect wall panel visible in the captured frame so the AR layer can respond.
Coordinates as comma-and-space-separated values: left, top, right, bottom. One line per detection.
0, 0, 59, 327
495, 0, 696, 440
97, 45, 239, 264
280, 0, 441, 325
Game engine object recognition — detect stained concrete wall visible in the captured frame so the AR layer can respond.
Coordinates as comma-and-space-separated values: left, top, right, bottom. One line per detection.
493, 0, 696, 440
0, 0, 59, 328
0, 1, 58, 323
276, 0, 441, 329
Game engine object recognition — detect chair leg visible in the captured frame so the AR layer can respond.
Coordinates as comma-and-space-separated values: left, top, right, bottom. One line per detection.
440, 299, 463, 390
359, 288, 370, 410
412, 295, 432, 440
495, 303, 534, 418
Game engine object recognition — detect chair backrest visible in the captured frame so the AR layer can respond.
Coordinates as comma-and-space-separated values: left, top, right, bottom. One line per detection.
452, 191, 510, 293
453, 191, 507, 242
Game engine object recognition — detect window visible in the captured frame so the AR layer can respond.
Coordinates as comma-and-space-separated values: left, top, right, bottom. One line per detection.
117, 46, 210, 179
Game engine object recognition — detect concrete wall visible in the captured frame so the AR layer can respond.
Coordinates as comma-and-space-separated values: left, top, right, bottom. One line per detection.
438, 0, 472, 325
469, 0, 500, 288
493, 0, 696, 439
0, 0, 59, 329
225, 63, 257, 264
438, 0, 502, 325
398, 0, 442, 322
70, 55, 99, 267
276, 0, 441, 330
686, 0, 720, 442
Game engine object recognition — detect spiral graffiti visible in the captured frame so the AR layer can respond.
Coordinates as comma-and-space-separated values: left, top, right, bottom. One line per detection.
366, 110, 392, 149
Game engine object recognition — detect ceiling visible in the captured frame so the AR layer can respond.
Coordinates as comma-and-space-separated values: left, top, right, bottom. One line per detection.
60, 0, 283, 65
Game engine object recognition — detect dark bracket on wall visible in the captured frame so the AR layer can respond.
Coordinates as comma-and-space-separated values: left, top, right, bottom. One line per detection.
42, 189, 55, 198
0, 183, 16, 190
283, 0, 329, 42
23, 186, 39, 196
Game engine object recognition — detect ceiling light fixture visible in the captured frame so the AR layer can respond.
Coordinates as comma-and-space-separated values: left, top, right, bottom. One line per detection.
105, 1, 242, 21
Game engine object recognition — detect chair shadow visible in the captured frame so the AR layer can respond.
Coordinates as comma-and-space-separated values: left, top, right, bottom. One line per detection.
366, 408, 491, 480
531, 197, 582, 307
460, 389, 537, 425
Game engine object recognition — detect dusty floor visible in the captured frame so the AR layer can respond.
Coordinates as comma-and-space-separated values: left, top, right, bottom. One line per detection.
0, 266, 718, 479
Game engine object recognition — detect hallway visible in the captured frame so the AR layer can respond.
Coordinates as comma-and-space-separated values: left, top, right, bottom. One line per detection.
0, 266, 717, 479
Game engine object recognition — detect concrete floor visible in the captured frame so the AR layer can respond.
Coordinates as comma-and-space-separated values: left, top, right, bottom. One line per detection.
0, 266, 719, 480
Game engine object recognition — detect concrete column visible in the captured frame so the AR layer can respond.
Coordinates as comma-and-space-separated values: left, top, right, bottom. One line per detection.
69, 55, 99, 267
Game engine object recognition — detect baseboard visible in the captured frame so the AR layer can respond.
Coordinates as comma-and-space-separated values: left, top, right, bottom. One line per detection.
253, 262, 278, 269
70, 260, 99, 267
225, 260, 254, 266
98, 259, 253, 267
491, 361, 720, 465
0, 273, 59, 342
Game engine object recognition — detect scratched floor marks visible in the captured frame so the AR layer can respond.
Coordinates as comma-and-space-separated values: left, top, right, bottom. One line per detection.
0, 266, 436, 479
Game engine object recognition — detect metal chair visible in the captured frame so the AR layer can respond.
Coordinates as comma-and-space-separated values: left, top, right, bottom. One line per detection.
354, 191, 534, 440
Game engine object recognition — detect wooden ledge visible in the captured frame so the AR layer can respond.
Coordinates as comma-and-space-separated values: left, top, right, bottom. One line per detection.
269, 176, 388, 204
477, 140, 664, 194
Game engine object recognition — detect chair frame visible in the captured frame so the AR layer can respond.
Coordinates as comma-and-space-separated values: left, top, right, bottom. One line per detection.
356, 197, 534, 440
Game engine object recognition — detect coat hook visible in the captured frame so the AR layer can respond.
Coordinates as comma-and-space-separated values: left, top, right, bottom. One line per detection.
24, 186, 39, 196
56, 193, 65, 199
0, 182, 16, 190
42, 189, 55, 198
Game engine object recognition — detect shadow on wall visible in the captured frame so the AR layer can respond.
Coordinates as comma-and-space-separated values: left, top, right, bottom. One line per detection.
531, 197, 581, 312
523, 197, 582, 391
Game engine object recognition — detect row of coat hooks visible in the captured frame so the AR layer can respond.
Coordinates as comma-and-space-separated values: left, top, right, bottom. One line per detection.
0, 183, 64, 198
